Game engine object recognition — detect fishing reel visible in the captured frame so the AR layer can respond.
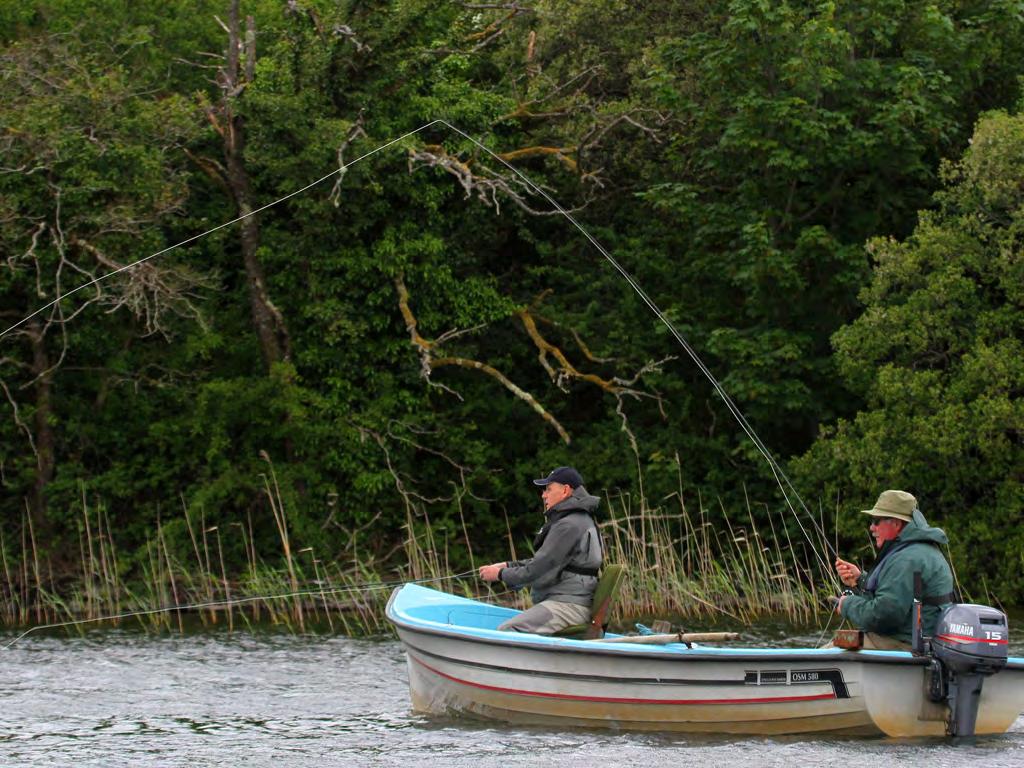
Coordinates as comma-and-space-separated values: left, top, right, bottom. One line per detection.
825, 588, 854, 609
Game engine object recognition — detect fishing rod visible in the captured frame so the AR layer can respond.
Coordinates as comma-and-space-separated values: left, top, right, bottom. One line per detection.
0, 119, 842, 591
1, 570, 477, 650
437, 121, 840, 573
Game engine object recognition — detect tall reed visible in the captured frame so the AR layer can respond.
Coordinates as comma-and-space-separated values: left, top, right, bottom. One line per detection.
599, 489, 824, 625
1, 459, 841, 636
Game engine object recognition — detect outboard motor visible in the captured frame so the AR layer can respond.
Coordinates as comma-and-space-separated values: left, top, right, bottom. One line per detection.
926, 603, 1008, 736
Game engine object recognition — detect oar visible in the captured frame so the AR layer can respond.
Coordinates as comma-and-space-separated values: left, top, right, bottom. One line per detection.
589, 631, 739, 645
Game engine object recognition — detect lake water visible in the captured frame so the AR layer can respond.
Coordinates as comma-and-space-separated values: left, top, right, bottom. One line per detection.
1, 628, 1022, 767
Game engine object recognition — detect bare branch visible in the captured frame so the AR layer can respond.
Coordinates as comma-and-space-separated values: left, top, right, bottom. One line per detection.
8, 222, 47, 272
518, 307, 631, 394
497, 145, 577, 173
172, 56, 223, 71
329, 111, 368, 207
462, 2, 535, 11
395, 275, 570, 443
434, 323, 487, 346
359, 425, 457, 508
202, 102, 226, 138
519, 297, 670, 422
385, 419, 484, 486
0, 163, 49, 176
408, 144, 583, 216
577, 109, 668, 160
497, 67, 600, 122
468, 27, 506, 53
183, 147, 229, 189
71, 236, 210, 338
333, 24, 372, 53
435, 354, 571, 443
615, 393, 641, 466
530, 306, 616, 364
0, 376, 38, 459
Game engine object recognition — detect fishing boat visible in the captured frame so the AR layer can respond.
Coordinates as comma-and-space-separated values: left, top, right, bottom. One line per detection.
386, 583, 1024, 737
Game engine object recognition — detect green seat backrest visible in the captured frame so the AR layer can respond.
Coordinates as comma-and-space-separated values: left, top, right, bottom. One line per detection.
552, 564, 627, 640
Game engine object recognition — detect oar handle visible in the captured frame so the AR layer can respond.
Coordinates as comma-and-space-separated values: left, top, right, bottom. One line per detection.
590, 631, 739, 645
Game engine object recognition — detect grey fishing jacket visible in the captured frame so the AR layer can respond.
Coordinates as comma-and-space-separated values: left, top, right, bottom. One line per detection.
499, 486, 603, 607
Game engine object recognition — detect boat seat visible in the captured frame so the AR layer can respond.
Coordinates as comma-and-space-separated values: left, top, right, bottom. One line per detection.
552, 564, 627, 640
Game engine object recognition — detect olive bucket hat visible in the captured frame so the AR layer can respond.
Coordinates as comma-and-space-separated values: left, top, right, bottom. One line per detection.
861, 489, 917, 523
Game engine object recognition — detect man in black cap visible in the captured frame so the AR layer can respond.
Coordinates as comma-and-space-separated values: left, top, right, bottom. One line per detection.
478, 466, 603, 634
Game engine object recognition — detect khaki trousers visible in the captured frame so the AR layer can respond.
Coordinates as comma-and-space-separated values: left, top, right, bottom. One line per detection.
861, 632, 912, 651
498, 600, 591, 635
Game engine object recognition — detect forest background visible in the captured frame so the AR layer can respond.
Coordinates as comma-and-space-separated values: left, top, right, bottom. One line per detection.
2, 0, 1023, 623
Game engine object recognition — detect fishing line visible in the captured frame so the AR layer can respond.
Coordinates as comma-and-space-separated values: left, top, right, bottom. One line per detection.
814, 603, 840, 648
1, 118, 841, 597
1, 570, 477, 650
438, 121, 839, 576
0, 120, 447, 341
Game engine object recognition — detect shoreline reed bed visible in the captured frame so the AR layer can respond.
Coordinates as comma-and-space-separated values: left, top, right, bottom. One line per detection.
2, 444, 852, 637
599, 489, 830, 626
1, 487, 834, 638
0, 480, 415, 636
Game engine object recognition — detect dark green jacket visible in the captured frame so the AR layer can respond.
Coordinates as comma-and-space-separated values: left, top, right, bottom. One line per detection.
840, 510, 954, 644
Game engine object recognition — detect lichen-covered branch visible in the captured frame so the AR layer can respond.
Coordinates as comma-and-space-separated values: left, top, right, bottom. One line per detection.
497, 145, 577, 173
518, 297, 674, 451
517, 307, 625, 394
408, 144, 573, 216
395, 275, 570, 444
433, 355, 571, 444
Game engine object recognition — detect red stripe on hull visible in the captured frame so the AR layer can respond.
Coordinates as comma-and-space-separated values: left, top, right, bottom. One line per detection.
411, 655, 837, 706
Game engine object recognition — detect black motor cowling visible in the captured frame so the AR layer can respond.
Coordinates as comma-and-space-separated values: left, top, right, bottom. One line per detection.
927, 603, 1008, 736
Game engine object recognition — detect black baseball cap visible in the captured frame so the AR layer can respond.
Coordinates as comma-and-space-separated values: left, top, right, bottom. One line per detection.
532, 466, 584, 489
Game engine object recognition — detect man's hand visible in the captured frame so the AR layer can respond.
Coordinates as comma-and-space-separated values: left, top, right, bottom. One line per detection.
478, 562, 507, 582
834, 557, 861, 588
835, 594, 847, 615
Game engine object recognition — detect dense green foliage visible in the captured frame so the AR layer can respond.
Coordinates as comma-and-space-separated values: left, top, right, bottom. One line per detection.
1, 1, 1022, 603
798, 110, 1024, 598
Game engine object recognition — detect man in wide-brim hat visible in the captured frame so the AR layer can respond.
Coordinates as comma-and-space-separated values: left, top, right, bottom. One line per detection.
833, 490, 956, 650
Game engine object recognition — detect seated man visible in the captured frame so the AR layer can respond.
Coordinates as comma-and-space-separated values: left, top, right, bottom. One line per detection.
478, 466, 602, 635
834, 489, 955, 650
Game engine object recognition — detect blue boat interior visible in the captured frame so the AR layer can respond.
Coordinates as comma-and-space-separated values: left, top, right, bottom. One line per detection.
393, 584, 518, 630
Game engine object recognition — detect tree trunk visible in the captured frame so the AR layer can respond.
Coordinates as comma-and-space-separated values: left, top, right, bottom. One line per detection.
225, 140, 289, 369
222, 1, 291, 370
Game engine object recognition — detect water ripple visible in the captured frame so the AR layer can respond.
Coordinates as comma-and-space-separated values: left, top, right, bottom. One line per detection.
0, 631, 1020, 767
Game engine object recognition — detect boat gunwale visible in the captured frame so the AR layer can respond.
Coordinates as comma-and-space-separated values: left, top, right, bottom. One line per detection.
387, 585, 1024, 669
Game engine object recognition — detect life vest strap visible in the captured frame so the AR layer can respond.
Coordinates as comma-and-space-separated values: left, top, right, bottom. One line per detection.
562, 564, 599, 577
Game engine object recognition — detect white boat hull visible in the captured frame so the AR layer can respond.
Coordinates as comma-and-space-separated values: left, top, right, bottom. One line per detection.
387, 585, 1024, 737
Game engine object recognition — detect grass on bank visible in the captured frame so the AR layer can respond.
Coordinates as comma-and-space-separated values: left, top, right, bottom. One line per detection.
1, 469, 840, 637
